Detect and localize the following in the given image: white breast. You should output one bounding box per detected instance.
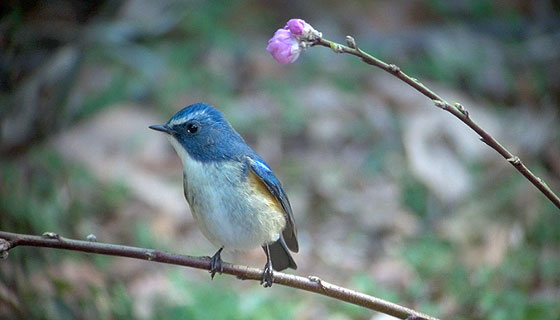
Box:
[167,137,285,250]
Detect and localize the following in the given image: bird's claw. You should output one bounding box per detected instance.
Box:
[209,248,224,279]
[260,260,274,288]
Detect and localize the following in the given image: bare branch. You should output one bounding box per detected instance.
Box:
[312,37,560,211]
[0,230,438,320]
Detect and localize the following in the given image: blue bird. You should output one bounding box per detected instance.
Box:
[149,103,298,287]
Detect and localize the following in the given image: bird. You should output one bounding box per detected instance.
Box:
[149,102,298,287]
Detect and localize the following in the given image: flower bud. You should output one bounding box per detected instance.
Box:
[285,19,312,36]
[266,28,301,64]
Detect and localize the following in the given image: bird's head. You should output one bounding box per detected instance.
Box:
[150,103,247,162]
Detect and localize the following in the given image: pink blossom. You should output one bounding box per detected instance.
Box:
[285,19,311,36]
[266,28,301,64]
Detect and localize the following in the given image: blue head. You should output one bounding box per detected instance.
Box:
[149,103,251,162]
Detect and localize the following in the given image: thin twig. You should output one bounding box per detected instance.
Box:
[0,231,439,320]
[312,37,560,211]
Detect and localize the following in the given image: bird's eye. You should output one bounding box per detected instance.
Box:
[186,123,199,134]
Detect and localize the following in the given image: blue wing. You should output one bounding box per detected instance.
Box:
[247,156,298,252]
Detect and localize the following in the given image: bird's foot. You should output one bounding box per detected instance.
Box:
[260,259,274,288]
[209,247,224,279]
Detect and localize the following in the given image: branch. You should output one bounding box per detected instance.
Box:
[0,230,438,320]
[312,36,560,211]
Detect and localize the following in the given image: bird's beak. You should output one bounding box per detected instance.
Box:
[149,124,171,134]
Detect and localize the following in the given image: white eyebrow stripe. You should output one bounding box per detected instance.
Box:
[168,118,185,126]
[168,110,206,126]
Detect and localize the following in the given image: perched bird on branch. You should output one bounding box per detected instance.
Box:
[150,103,298,287]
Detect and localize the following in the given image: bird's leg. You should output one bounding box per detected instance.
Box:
[260,244,274,287]
[210,247,224,279]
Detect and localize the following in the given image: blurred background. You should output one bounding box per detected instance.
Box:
[1,0,559,319]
